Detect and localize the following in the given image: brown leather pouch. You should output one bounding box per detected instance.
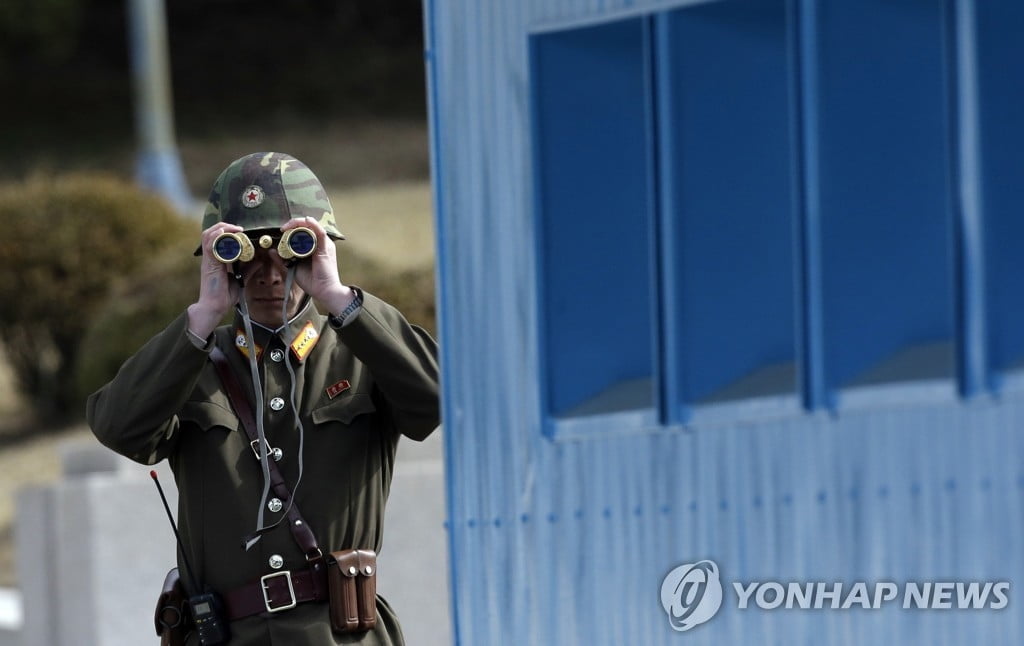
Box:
[154,568,189,646]
[326,549,377,633]
[355,549,377,629]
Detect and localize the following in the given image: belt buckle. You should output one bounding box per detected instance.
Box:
[260,570,297,613]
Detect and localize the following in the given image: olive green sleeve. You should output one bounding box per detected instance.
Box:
[86,310,211,464]
[334,291,441,441]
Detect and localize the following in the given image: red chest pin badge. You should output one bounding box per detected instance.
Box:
[326,380,351,399]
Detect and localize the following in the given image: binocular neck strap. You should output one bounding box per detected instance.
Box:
[210,346,321,559]
[237,265,310,551]
[236,292,275,551]
[274,266,310,535]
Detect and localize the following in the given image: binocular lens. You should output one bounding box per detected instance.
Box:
[279,227,317,260]
[211,232,255,264]
[287,230,315,257]
[213,234,243,263]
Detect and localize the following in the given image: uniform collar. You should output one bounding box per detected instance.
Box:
[232,296,323,362]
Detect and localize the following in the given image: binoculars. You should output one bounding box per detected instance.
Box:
[211,227,316,264]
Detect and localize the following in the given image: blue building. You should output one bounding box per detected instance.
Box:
[424,0,1024,643]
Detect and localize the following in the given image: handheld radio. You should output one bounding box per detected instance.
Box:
[151,471,231,645]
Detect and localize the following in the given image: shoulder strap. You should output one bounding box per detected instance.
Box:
[209,345,323,560]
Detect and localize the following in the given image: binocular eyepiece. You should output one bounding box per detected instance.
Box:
[211,228,317,264]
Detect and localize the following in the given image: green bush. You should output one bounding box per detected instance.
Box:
[0,173,193,422]
[339,249,436,337]
[75,241,436,410]
[74,247,201,406]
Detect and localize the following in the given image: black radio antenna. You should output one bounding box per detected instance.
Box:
[150,470,200,593]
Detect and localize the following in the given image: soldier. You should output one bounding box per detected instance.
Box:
[87,152,440,645]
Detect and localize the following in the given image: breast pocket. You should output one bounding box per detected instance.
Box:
[178,400,242,434]
[311,394,377,427]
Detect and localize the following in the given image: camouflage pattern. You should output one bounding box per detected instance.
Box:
[199,152,344,249]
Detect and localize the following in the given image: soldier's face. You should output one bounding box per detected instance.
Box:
[240,248,306,326]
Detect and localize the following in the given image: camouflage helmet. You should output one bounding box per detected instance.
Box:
[195,152,344,254]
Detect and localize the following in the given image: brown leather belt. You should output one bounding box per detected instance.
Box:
[223,562,329,621]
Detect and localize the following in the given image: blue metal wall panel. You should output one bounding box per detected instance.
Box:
[976,2,1024,378]
[440,395,1024,645]
[812,0,956,396]
[656,0,798,411]
[424,0,1024,643]
[532,18,657,417]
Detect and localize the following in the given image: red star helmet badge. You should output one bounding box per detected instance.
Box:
[241,185,265,208]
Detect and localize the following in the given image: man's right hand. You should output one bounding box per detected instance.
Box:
[186,223,243,340]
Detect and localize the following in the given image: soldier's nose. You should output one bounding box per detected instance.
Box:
[251,254,285,285]
[256,266,284,285]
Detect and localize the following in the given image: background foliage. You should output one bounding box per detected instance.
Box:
[0,173,192,421]
[0,0,426,181]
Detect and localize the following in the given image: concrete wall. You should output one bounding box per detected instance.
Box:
[16,440,177,646]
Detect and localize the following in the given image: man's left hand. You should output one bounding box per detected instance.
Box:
[280,218,357,315]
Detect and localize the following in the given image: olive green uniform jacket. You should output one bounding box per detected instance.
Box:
[87,292,440,645]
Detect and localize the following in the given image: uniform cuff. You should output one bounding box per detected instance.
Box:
[185,326,213,350]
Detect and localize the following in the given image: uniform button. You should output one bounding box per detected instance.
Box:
[269,349,285,363]
[268,498,283,513]
[269,397,285,411]
[271,447,284,462]
[269,555,284,570]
